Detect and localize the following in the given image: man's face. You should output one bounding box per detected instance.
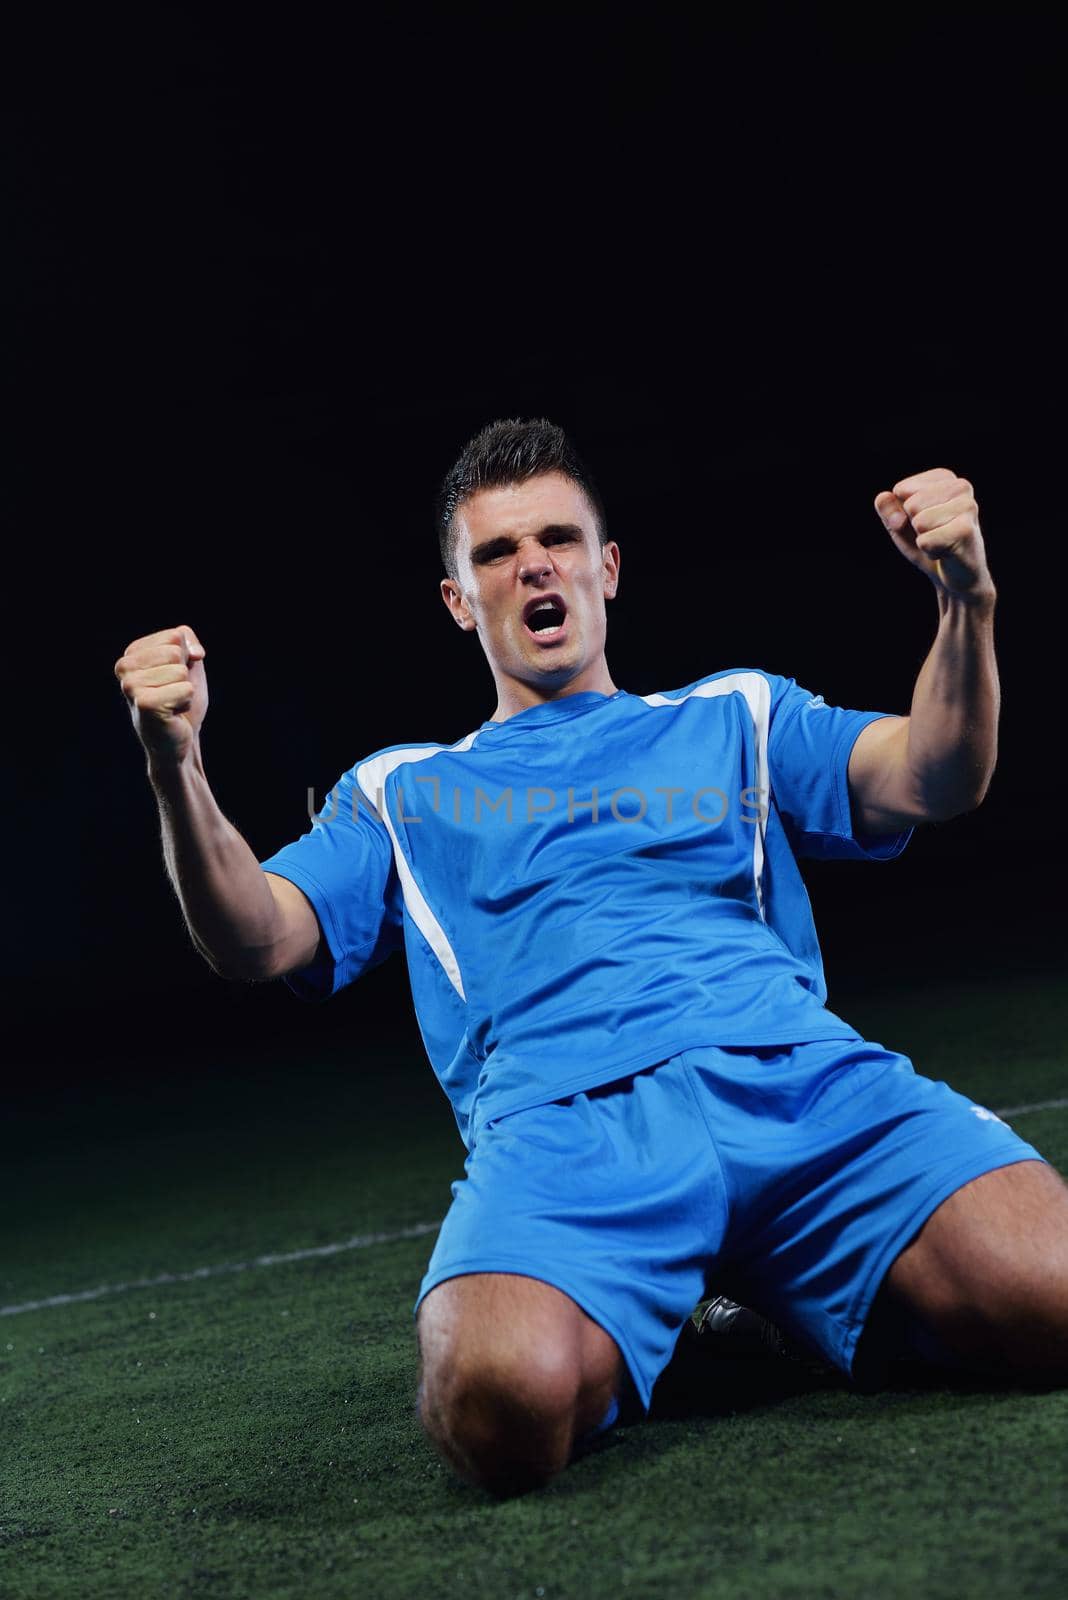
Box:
[440,472,620,707]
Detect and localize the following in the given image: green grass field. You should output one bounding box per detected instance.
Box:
[3,972,1067,1599]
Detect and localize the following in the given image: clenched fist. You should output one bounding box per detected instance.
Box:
[874,468,995,606]
[114,626,208,763]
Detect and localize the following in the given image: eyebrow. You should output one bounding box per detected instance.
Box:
[469,523,586,562]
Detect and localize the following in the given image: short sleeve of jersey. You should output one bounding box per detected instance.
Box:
[767,675,914,862]
[258,766,403,1000]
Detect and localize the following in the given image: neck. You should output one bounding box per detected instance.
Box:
[490,658,619,723]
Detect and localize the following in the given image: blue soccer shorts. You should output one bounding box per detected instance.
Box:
[414,1038,1045,1411]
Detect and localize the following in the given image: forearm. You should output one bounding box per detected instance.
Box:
[904,589,1000,819]
[148,742,281,979]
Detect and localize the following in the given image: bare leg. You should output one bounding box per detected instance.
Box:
[417,1272,624,1496]
[878,1159,1068,1378]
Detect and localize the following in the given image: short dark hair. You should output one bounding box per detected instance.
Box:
[436,417,607,578]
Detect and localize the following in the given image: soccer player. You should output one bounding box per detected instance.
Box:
[115,420,1068,1498]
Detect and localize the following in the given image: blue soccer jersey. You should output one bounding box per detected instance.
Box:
[259,670,912,1146]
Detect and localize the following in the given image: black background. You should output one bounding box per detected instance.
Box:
[9,4,1065,1085]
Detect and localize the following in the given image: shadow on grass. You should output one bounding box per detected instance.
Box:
[648,1336,843,1422]
[646,1334,1058,1425]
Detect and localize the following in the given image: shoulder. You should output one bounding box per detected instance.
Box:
[643,667,785,705]
[639,670,824,743]
[351,727,483,791]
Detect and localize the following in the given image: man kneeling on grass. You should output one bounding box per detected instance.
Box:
[116,419,1068,1497]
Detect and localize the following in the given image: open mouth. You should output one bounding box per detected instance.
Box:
[523,594,568,641]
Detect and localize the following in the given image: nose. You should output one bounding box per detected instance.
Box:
[517,540,552,583]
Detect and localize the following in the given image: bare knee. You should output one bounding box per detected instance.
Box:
[421,1340,583,1494]
[417,1275,620,1496]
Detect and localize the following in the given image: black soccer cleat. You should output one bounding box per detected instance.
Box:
[687,1294,836,1379]
[687,1293,793,1358]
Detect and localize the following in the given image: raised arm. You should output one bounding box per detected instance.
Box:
[847,468,999,835]
[114,625,321,980]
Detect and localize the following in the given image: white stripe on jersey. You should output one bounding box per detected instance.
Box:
[357,731,480,1000]
[640,673,770,920]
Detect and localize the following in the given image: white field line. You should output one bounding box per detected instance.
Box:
[0,1220,442,1318]
[992,1096,1068,1118]
[3,1097,1066,1322]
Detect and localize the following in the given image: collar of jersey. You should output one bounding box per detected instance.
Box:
[479,689,626,734]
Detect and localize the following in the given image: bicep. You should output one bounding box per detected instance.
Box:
[263,872,324,978]
[847,715,928,834]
